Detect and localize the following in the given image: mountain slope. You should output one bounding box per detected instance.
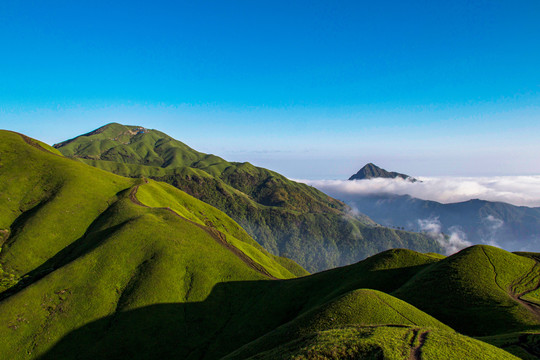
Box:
[393,245,540,336]
[53,123,442,272]
[34,245,537,360]
[0,130,300,358]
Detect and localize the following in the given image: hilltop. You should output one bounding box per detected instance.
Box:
[53,123,441,271]
[349,162,418,182]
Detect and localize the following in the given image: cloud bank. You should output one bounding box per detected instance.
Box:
[297,176,540,207]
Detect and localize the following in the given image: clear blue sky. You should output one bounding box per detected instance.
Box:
[1,0,539,178]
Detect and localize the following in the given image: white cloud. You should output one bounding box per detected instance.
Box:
[418,218,472,255]
[296,176,540,207]
[480,215,505,247]
[483,215,504,230]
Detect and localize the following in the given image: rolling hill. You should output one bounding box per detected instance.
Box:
[52,123,442,272]
[2,130,539,359]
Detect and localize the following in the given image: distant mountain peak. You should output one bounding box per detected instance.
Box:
[349,163,417,182]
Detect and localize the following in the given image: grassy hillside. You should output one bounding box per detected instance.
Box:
[230,326,519,360]
[0,130,298,358]
[54,123,442,272]
[31,247,454,359]
[35,244,538,359]
[393,245,540,336]
[1,130,537,359]
[223,289,452,359]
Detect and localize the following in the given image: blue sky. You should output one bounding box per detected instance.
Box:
[1,0,539,178]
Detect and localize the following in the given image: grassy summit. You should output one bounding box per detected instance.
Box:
[54,123,442,272]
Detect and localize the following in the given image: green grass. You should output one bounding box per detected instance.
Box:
[229,326,519,360]
[223,289,451,359]
[0,131,134,277]
[393,245,540,336]
[0,130,296,358]
[480,331,540,359]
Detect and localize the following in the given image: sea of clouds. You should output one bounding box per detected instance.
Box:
[297,176,540,207]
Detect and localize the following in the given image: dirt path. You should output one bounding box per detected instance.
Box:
[0,229,9,246]
[129,183,277,280]
[409,329,428,360]
[372,292,418,326]
[482,247,506,293]
[483,248,540,321]
[511,262,540,321]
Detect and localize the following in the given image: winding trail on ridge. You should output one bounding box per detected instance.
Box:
[483,248,540,320]
[129,182,277,280]
[511,262,540,321]
[408,329,428,360]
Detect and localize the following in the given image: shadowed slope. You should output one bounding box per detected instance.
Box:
[35,246,531,360]
[36,249,449,360]
[223,289,451,359]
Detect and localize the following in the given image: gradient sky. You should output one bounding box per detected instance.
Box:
[1,1,539,179]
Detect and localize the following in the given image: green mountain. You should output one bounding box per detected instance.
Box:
[53,123,440,272]
[0,130,302,358]
[2,130,539,359]
[349,162,418,182]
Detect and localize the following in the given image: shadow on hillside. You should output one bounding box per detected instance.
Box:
[0,194,132,301]
[35,263,540,360]
[35,262,436,360]
[36,280,289,360]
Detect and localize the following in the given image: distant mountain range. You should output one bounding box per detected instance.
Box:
[336,164,540,252]
[52,124,440,271]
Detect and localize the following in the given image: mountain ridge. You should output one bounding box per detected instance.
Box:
[53,123,442,272]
